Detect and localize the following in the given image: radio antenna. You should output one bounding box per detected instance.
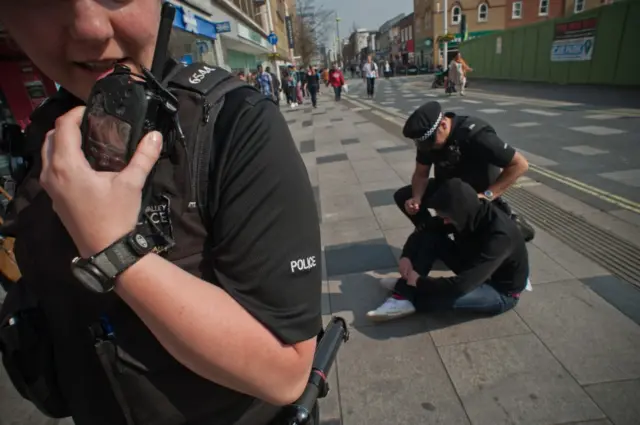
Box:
[150,3,176,79]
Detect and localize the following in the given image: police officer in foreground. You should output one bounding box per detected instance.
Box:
[0,1,321,425]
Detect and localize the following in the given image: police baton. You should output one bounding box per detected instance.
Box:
[277,316,349,425]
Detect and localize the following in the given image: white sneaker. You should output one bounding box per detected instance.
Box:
[366,297,416,322]
[379,277,398,291]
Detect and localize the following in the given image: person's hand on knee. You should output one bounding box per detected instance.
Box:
[399,257,413,279]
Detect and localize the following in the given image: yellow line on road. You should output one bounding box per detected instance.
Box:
[343,94,640,215]
[527,164,640,214]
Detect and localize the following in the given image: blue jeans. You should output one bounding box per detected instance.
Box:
[333,86,342,101]
[422,283,518,314]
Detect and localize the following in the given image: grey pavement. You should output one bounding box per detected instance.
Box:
[343,77,640,213]
[284,93,640,425]
[2,91,640,425]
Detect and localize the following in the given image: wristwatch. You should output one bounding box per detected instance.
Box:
[483,190,494,201]
[71,231,155,294]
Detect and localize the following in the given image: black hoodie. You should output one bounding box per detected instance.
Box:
[414,178,529,297]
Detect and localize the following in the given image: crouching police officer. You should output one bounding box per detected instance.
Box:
[0,1,321,425]
[395,101,533,240]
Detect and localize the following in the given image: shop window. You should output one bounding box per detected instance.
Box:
[574,0,585,13]
[512,1,523,19]
[539,0,549,15]
[478,3,489,22]
[451,6,462,25]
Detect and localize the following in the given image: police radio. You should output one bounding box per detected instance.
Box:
[80,3,182,172]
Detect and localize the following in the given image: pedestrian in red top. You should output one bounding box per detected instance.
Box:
[328,63,346,102]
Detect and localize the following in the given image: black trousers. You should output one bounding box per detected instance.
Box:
[309,85,318,107]
[366,77,376,96]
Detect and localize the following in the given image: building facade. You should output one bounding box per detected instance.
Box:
[345,29,372,65]
[377,14,406,62]
[398,13,415,64]
[505,0,564,28]
[415,0,506,68]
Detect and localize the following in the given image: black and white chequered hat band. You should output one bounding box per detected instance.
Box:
[414,112,443,143]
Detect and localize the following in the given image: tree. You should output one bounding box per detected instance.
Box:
[293,0,333,66]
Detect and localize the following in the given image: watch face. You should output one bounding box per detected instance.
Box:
[71,258,111,294]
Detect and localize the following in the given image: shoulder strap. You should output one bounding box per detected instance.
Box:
[455,116,490,141]
[166,62,258,227]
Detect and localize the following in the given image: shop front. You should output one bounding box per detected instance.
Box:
[167,2,219,66]
[0,28,57,130]
[209,8,272,74]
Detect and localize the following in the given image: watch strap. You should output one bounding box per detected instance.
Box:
[91,232,154,280]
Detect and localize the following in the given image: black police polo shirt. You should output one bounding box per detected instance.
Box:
[6,86,322,425]
[416,113,516,194]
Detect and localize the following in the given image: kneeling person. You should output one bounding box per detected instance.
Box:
[368,178,529,320]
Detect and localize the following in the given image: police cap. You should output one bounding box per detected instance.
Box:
[402,101,444,149]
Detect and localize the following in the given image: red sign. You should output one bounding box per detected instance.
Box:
[406,39,414,53]
[555,18,598,40]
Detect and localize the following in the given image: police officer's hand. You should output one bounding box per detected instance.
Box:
[398,257,413,279]
[404,197,421,215]
[40,106,163,258]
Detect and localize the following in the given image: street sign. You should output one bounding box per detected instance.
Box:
[214,21,231,33]
[267,32,278,46]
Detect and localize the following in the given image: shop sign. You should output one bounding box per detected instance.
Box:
[237,23,269,49]
[285,16,295,49]
[550,18,597,62]
[440,30,494,49]
[214,21,231,33]
[268,32,278,46]
[182,8,199,34]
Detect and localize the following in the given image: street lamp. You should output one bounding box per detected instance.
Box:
[443,0,449,67]
[336,13,341,67]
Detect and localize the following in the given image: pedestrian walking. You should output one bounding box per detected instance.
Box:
[257,64,273,99]
[329,63,345,101]
[448,53,472,96]
[362,55,379,98]
[305,65,320,108]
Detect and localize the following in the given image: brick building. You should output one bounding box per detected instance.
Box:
[414,0,506,68]
[504,0,614,29]
[398,13,416,64]
[564,0,615,15]
[505,0,564,28]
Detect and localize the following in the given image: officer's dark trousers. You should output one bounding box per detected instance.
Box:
[391,230,519,315]
[393,179,513,227]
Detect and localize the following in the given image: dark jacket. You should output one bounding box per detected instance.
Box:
[409,178,529,297]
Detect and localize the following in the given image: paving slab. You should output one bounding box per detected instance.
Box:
[526,243,574,284]
[584,379,640,425]
[336,323,470,425]
[515,280,640,385]
[438,333,605,425]
[531,227,610,279]
[320,216,384,247]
